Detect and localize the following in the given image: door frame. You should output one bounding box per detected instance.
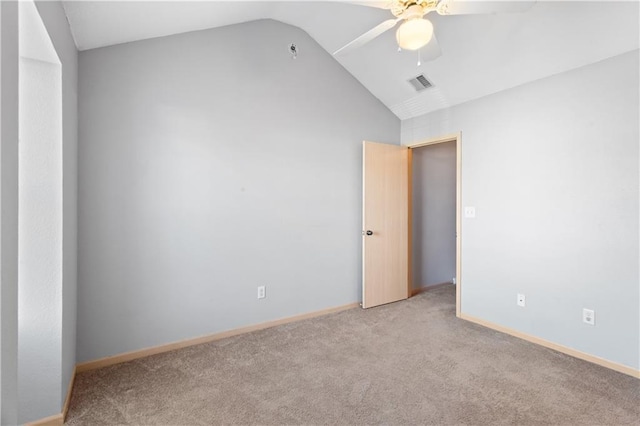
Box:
[406,132,462,317]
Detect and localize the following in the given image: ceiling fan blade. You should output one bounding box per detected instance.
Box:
[437,0,536,15]
[334,18,401,56]
[344,1,394,9]
[420,33,442,62]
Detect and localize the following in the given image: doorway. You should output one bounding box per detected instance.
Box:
[361,134,461,315]
[408,134,461,316]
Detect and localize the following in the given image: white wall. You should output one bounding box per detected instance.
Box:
[18,55,63,424]
[412,141,456,288]
[0,1,77,422]
[402,50,639,369]
[34,0,78,409]
[77,19,400,363]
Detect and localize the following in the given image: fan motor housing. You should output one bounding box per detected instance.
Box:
[391,0,439,17]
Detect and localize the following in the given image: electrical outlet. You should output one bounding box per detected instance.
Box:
[257,285,266,300]
[583,308,595,325]
[464,206,476,218]
[517,293,525,307]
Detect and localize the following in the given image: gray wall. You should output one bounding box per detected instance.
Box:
[412,141,456,289]
[1,2,20,423]
[402,50,639,369]
[0,1,77,423]
[77,19,400,362]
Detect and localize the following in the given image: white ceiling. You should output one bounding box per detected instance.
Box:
[20,0,61,63]
[61,1,640,120]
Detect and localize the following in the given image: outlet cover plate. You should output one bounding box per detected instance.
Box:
[583,308,595,325]
[464,206,476,218]
[517,294,525,307]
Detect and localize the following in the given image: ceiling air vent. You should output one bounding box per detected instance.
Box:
[408,74,433,92]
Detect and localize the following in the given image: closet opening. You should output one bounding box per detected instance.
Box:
[407,134,461,316]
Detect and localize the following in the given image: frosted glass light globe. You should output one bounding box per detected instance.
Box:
[396,18,434,51]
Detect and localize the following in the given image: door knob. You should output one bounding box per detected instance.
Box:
[365,230,373,236]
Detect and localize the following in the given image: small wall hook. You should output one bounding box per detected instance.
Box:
[289,43,298,59]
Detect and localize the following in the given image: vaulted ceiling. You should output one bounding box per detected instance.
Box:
[62,1,640,120]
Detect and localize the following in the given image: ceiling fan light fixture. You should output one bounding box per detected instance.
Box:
[396,18,434,51]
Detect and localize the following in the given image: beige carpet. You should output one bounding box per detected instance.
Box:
[66,285,639,425]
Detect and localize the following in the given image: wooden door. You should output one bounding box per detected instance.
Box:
[362,141,409,308]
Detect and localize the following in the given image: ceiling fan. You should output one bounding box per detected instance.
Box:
[334,0,535,60]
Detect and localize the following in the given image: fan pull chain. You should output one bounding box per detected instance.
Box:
[417,49,422,67]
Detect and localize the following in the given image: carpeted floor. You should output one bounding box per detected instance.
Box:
[66,285,639,425]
